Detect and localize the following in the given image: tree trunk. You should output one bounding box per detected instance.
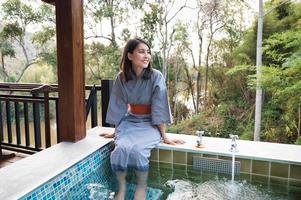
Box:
[298,98,301,138]
[173,56,179,124]
[109,15,116,47]
[162,19,168,80]
[184,65,196,112]
[196,3,204,113]
[204,34,213,109]
[108,0,117,47]
[187,48,197,113]
[196,35,203,113]
[1,54,8,81]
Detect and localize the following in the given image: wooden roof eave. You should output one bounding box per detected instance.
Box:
[41,0,55,6]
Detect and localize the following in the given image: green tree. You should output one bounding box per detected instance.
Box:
[140,0,188,81]
[85,42,121,84]
[84,0,142,47]
[1,0,40,81]
[31,5,57,78]
[167,48,190,123]
[0,0,55,82]
[228,0,301,143]
[172,22,198,113]
[0,35,15,80]
[263,30,301,67]
[140,3,160,48]
[259,47,301,143]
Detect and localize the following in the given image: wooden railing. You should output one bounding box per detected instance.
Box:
[0,80,113,155]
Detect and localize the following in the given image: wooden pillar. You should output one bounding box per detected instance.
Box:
[55,0,85,141]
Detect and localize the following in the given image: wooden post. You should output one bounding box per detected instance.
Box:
[44,92,51,147]
[31,85,57,147]
[55,0,86,142]
[0,101,15,160]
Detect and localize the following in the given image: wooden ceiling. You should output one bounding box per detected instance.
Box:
[41,0,55,6]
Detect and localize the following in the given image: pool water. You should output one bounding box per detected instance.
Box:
[65,158,163,200]
[147,162,301,200]
[68,159,301,200]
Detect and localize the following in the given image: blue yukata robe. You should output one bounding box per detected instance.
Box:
[106,69,172,172]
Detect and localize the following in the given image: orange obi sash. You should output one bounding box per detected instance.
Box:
[128,104,151,114]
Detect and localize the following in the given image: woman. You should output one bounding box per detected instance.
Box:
[100,38,184,200]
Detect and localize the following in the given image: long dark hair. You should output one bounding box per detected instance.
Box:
[120,38,152,82]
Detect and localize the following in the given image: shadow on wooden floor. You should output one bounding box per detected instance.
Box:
[0,150,28,169]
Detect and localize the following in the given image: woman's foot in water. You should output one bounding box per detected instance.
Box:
[134,186,146,200]
[115,171,127,200]
[114,189,126,200]
[134,171,148,200]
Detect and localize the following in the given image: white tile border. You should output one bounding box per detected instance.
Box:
[159,133,301,165]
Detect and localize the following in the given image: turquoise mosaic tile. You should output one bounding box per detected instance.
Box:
[19,142,163,200]
[125,183,162,200]
[19,143,114,200]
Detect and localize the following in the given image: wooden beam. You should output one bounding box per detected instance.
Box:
[41,0,55,6]
[56,0,85,142]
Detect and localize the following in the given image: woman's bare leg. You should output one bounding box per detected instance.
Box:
[115,171,127,200]
[134,170,148,200]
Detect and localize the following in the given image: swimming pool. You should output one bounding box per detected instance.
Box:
[1,127,300,199]
[19,142,301,200]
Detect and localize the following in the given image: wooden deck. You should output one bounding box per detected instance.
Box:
[0,150,28,169]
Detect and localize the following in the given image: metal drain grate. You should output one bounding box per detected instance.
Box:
[193,156,240,175]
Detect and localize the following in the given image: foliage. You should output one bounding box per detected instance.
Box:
[140,3,161,48]
[84,0,139,47]
[296,137,301,145]
[170,0,301,144]
[119,28,131,43]
[0,0,55,82]
[20,64,56,83]
[2,0,41,28]
[32,26,55,46]
[0,36,15,79]
[259,49,301,143]
[1,0,301,145]
[151,52,163,72]
[168,108,226,137]
[1,23,23,39]
[85,42,121,84]
[233,30,257,65]
[263,30,301,66]
[0,38,15,57]
[38,48,57,75]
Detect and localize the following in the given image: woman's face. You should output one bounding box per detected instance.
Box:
[128,43,151,70]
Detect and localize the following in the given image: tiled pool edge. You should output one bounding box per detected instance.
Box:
[150,151,301,186]
[150,134,301,187]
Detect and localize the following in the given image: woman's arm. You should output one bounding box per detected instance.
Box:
[157,124,185,145]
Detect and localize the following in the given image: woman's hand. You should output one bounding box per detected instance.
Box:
[157,124,185,145]
[163,137,185,145]
[99,131,115,138]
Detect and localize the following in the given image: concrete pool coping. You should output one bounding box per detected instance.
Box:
[158,132,301,165]
[0,126,300,199]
